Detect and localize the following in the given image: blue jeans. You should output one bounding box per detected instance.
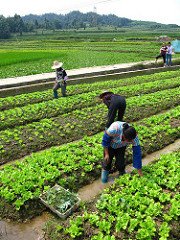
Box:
[53,82,67,98]
[166,54,172,66]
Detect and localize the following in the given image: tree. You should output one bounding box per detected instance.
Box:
[0,15,10,39]
[14,14,25,35]
[21,11,179,31]
[7,14,25,35]
[24,22,34,32]
[34,20,39,29]
[53,20,62,29]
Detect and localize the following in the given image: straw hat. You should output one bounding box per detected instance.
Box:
[51,61,63,69]
[99,91,113,99]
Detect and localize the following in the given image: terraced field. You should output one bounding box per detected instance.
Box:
[0,68,179,239]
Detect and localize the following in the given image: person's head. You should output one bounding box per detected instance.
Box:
[123,123,137,141]
[51,61,63,70]
[168,42,171,46]
[99,91,113,100]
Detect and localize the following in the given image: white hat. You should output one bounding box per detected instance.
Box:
[51,61,63,69]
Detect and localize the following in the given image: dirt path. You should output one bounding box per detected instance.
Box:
[0,61,153,87]
[0,139,179,240]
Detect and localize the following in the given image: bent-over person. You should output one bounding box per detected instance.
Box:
[99,91,126,128]
[101,121,143,183]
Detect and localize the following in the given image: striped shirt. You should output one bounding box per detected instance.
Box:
[106,121,140,149]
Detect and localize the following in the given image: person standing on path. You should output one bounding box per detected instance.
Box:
[166,42,174,66]
[52,61,68,98]
[101,121,143,183]
[155,43,167,66]
[99,91,126,129]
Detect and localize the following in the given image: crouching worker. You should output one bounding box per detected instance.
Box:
[101,121,143,183]
[52,61,68,98]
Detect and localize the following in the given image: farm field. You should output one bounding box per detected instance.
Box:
[0,42,158,79]
[0,29,180,239]
[46,150,180,240]
[0,29,180,79]
[0,63,179,240]
[0,71,180,163]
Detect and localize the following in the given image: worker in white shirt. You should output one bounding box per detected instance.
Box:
[166,42,174,66]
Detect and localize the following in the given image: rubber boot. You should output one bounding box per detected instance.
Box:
[53,90,58,99]
[101,170,109,183]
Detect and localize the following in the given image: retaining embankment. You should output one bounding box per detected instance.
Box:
[0,61,179,97]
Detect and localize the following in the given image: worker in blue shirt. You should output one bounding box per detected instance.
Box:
[101,121,143,183]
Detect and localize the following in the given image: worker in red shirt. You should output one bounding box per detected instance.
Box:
[155,43,167,66]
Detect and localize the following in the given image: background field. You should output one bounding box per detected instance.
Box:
[0,28,180,79]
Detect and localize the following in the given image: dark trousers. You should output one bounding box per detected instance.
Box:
[102,146,126,173]
[117,106,126,121]
[53,82,66,98]
[106,99,126,128]
[156,53,166,64]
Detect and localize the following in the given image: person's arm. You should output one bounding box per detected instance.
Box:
[102,132,111,148]
[62,69,67,79]
[102,123,118,162]
[104,147,109,162]
[132,136,143,176]
[102,131,112,163]
[132,145,143,176]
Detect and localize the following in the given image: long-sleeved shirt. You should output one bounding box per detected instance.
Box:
[102,121,142,169]
[103,94,126,128]
[56,68,68,84]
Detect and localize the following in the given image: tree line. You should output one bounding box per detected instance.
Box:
[0,11,179,39]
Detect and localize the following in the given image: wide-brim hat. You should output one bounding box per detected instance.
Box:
[99,91,113,99]
[51,61,63,69]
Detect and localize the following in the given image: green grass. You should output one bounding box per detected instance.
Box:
[0,48,155,78]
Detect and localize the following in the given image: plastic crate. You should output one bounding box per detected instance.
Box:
[40,184,81,219]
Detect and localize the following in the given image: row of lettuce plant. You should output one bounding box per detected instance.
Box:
[0,106,179,218]
[59,151,180,240]
[0,87,179,164]
[0,77,179,130]
[0,69,179,111]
